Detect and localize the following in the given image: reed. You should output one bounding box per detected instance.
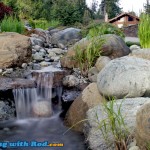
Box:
[97,98,130,150]
[138,14,150,48]
[73,37,104,76]
[0,16,25,34]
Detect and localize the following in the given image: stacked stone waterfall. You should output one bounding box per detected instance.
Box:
[13,72,54,119]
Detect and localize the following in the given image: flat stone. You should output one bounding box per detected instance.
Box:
[0,77,36,90]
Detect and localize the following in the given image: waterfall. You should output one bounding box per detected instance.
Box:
[13,72,54,119]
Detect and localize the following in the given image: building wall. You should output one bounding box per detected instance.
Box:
[122,24,138,37]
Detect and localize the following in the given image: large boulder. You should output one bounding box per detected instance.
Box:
[136,102,150,149]
[65,83,105,132]
[0,32,32,68]
[129,49,150,60]
[101,34,130,59]
[84,98,150,150]
[51,28,82,48]
[97,56,150,99]
[60,34,130,68]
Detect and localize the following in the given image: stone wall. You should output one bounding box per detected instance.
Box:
[122,24,138,37]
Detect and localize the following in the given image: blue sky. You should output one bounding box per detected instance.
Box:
[86,0,146,16]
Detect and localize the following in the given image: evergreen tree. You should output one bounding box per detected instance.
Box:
[1,0,90,25]
[144,0,150,14]
[91,0,98,13]
[99,0,122,19]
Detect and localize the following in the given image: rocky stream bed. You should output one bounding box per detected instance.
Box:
[0,27,150,150]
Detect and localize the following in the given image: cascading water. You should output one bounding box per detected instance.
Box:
[13,72,54,119]
[13,88,38,119]
[0,70,86,150]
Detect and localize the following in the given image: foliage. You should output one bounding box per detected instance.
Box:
[96,98,130,150]
[29,19,61,30]
[91,0,98,13]
[0,15,24,33]
[144,0,150,14]
[0,2,12,20]
[81,22,124,38]
[99,0,122,19]
[2,0,89,25]
[51,0,86,25]
[73,37,104,76]
[138,13,150,48]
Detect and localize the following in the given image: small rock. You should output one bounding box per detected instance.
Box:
[50,48,65,55]
[0,69,3,74]
[30,37,44,47]
[63,75,79,87]
[32,63,41,70]
[51,56,60,62]
[39,48,46,54]
[44,58,51,62]
[22,63,27,69]
[43,43,49,48]
[88,67,99,82]
[130,45,140,52]
[32,101,53,117]
[95,56,111,72]
[3,128,10,132]
[32,52,44,61]
[48,51,57,57]
[34,45,41,51]
[32,49,36,54]
[128,138,137,149]
[28,62,33,66]
[5,68,13,74]
[40,61,51,67]
[129,146,140,150]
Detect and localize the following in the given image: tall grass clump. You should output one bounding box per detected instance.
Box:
[96,98,131,150]
[138,13,150,48]
[1,16,24,34]
[73,26,105,76]
[74,37,104,76]
[29,19,61,30]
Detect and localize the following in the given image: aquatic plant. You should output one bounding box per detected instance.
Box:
[138,13,150,48]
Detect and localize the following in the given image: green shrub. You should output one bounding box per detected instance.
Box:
[0,15,25,34]
[29,19,61,30]
[81,22,125,38]
[138,13,150,48]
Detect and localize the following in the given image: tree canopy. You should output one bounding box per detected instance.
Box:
[1,0,90,25]
[99,0,122,19]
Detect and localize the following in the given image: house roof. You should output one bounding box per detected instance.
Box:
[108,12,140,23]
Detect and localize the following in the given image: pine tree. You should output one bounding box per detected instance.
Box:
[99,0,122,19]
[144,0,150,14]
